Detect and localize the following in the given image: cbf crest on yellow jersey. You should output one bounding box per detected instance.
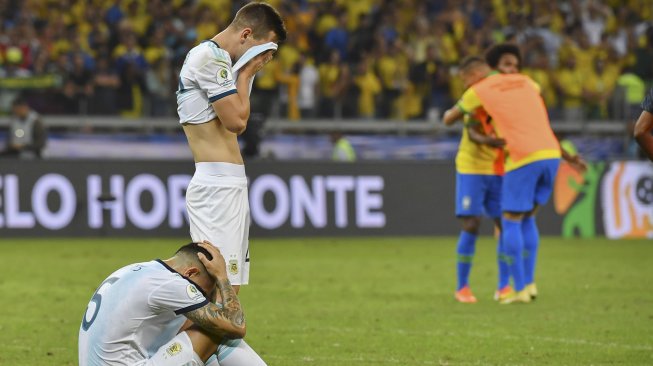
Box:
[455,108,504,175]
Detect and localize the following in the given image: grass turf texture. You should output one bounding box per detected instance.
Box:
[1,237,652,365]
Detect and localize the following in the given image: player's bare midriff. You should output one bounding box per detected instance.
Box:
[183,118,244,164]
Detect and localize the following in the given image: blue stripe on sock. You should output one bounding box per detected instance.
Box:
[217,338,243,362]
[205,354,219,366]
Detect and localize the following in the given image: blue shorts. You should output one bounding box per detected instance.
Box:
[501,158,561,213]
[455,173,503,218]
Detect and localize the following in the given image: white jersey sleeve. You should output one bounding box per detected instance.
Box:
[177,40,237,124]
[149,275,209,315]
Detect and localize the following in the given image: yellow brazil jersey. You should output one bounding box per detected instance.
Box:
[254,59,279,90]
[354,70,382,118]
[196,22,219,43]
[457,73,560,172]
[523,68,556,107]
[555,67,584,108]
[376,55,398,89]
[277,44,301,71]
[571,46,598,78]
[455,110,503,176]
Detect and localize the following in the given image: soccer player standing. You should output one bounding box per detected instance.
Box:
[177,2,286,364]
[486,44,585,301]
[444,59,585,304]
[445,57,506,303]
[445,44,523,304]
[484,43,531,301]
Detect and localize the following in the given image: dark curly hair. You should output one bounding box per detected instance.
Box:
[485,43,521,69]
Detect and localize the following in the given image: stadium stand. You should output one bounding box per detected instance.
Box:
[0,0,651,120]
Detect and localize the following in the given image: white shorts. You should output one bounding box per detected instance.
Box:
[134,332,204,366]
[186,162,250,285]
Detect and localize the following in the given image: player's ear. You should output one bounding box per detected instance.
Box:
[184,266,200,278]
[241,28,252,43]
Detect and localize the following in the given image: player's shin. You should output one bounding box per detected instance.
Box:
[522,216,539,286]
[497,235,510,290]
[456,231,477,291]
[185,326,220,363]
[502,218,526,292]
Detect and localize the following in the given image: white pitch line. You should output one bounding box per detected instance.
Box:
[264,354,450,365]
[277,325,653,352]
[264,354,530,366]
[469,332,653,352]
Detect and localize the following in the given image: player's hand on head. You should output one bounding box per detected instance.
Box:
[197,241,228,279]
[240,50,274,77]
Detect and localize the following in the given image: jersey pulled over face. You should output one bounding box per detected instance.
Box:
[78,260,208,366]
[177,40,238,125]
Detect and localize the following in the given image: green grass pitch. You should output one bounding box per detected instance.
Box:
[1,237,652,365]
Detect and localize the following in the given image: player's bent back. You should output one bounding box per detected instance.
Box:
[78,261,209,365]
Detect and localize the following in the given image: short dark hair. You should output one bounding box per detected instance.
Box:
[231,2,287,43]
[485,43,521,69]
[176,242,213,261]
[459,56,486,72]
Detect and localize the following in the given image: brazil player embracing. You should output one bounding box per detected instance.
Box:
[444,57,586,304]
[445,56,509,303]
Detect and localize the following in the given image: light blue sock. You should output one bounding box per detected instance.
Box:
[215,338,267,366]
[502,217,526,292]
[456,231,477,291]
[497,235,510,290]
[522,216,539,285]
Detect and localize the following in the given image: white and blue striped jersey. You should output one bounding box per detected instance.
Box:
[78,260,208,366]
[176,40,237,125]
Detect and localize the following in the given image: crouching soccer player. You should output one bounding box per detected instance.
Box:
[79,242,246,365]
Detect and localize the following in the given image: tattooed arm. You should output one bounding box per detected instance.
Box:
[215,276,245,329]
[184,241,246,339]
[184,278,246,339]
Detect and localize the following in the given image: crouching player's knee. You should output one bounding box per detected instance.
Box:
[185,326,221,363]
[185,326,267,366]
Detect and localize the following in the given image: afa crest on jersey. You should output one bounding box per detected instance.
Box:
[228,259,239,275]
[166,342,182,357]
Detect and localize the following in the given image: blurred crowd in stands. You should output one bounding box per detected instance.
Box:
[0,0,652,122]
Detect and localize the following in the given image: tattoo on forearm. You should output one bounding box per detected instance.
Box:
[217,277,245,326]
[185,278,244,337]
[185,303,229,338]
